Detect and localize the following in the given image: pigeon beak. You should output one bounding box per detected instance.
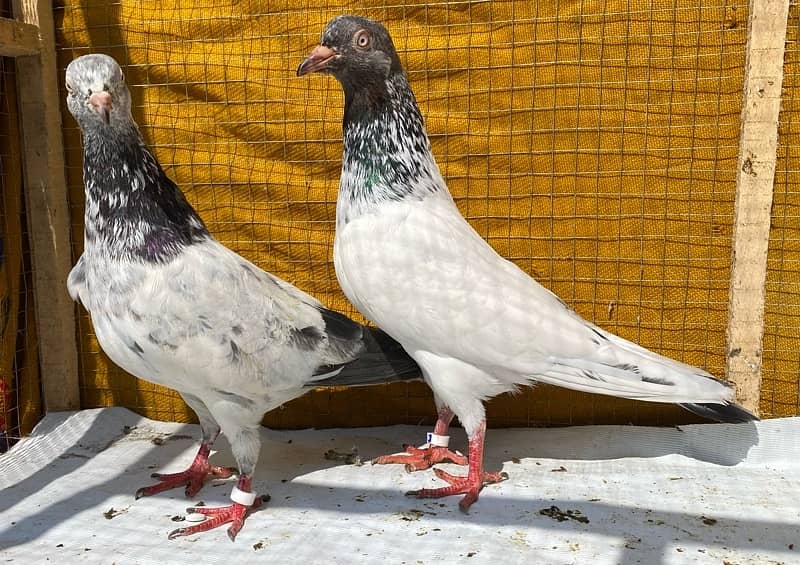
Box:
[89,91,112,124]
[297,45,337,76]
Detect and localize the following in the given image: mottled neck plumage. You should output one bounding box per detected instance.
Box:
[82,123,209,263]
[338,72,447,224]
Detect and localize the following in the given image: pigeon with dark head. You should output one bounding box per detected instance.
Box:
[298,16,757,512]
[65,53,420,540]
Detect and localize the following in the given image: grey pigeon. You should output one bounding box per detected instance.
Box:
[65,53,420,540]
[298,15,757,512]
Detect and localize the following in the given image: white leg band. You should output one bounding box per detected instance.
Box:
[230,486,257,506]
[426,433,450,448]
[185,512,206,523]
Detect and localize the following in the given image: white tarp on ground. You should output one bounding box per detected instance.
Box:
[0,407,798,564]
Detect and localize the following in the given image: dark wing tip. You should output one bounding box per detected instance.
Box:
[317,306,363,343]
[680,402,759,423]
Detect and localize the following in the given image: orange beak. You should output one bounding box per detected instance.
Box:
[89,91,112,124]
[297,45,337,76]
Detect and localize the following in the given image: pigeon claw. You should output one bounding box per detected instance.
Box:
[136,444,234,499]
[168,497,264,541]
[136,464,234,499]
[372,444,468,471]
[408,467,508,512]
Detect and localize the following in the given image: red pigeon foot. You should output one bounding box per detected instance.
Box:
[373,444,467,471]
[409,467,508,512]
[168,477,264,542]
[405,421,507,511]
[136,442,233,499]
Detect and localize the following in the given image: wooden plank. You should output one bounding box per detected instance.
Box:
[725,0,791,414]
[13,0,80,411]
[0,17,38,56]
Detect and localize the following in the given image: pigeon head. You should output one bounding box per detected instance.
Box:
[65,54,132,130]
[297,15,402,91]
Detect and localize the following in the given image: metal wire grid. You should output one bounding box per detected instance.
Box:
[0,56,40,450]
[762,2,800,418]
[55,1,748,427]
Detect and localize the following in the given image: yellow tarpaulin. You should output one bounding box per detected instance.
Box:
[52,1,795,427]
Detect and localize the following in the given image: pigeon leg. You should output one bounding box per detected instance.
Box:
[372,406,467,470]
[136,442,233,499]
[168,475,263,542]
[407,419,507,511]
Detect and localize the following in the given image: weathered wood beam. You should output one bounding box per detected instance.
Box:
[726,0,791,414]
[13,0,80,411]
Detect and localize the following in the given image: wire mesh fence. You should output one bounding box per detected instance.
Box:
[763,1,800,418]
[0,55,41,449]
[49,0,795,428]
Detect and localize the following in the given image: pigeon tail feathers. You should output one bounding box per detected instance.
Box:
[679,402,758,423]
[311,326,420,387]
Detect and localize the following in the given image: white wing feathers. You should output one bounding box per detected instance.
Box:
[338,191,735,407]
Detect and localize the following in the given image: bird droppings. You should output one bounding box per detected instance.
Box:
[511,457,521,464]
[122,425,136,434]
[252,541,265,551]
[701,516,718,526]
[466,552,477,558]
[539,506,590,524]
[551,466,568,472]
[102,507,128,520]
[742,157,756,176]
[398,509,436,521]
[323,447,363,466]
[150,437,165,446]
[58,452,90,460]
[170,515,185,522]
[624,537,642,549]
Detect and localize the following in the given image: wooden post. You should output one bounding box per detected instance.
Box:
[726,0,790,414]
[12,0,80,411]
[0,17,38,56]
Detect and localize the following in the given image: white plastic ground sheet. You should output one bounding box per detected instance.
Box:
[0,408,798,564]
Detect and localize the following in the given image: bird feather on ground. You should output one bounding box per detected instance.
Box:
[65,53,420,541]
[298,15,758,512]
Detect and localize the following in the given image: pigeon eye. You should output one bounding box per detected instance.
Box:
[354,30,370,49]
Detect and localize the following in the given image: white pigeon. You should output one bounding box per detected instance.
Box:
[65,53,420,540]
[298,15,757,511]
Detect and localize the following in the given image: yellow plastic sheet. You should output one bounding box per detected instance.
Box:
[54,1,781,426]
